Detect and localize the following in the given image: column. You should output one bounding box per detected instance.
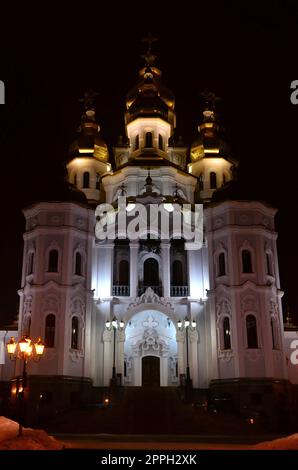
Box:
[103,328,113,386]
[116,329,126,382]
[189,329,199,387]
[130,242,139,297]
[161,241,171,297]
[176,329,185,379]
[98,242,114,298]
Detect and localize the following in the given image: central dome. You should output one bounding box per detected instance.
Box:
[125,66,175,126]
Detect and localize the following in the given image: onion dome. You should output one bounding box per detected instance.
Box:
[190,92,230,162]
[125,65,175,127]
[69,90,108,162]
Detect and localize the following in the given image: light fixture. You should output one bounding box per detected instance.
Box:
[191,320,197,328]
[119,320,125,328]
[112,317,118,328]
[177,320,182,329]
[184,318,190,328]
[105,321,111,329]
[7,337,17,356]
[35,338,45,356]
[19,336,30,354]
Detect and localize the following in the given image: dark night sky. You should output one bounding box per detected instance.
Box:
[0,1,298,326]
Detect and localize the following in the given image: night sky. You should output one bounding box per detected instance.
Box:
[0,1,298,326]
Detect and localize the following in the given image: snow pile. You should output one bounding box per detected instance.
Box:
[0,416,63,450]
[253,434,298,450]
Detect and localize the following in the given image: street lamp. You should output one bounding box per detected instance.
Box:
[177,317,196,385]
[7,336,45,436]
[105,317,124,385]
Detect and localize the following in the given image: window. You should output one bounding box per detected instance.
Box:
[74,173,77,186]
[45,314,55,348]
[71,316,79,350]
[223,317,231,349]
[83,171,90,188]
[75,252,82,276]
[134,134,139,150]
[266,253,273,276]
[218,252,226,277]
[144,258,159,286]
[246,314,258,348]
[23,316,31,337]
[158,134,164,150]
[48,249,58,272]
[96,173,100,190]
[210,172,217,189]
[119,259,129,285]
[145,132,153,148]
[222,173,226,185]
[242,250,253,273]
[172,260,184,285]
[28,252,34,275]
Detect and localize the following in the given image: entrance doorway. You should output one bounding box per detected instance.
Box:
[142,356,160,387]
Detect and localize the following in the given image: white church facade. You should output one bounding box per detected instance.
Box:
[1,51,298,424]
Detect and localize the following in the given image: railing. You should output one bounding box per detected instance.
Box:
[170,286,189,297]
[112,285,130,297]
[138,285,163,296]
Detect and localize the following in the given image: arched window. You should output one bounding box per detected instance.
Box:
[134,134,139,150]
[222,173,226,185]
[144,258,159,286]
[83,171,90,188]
[172,260,183,285]
[223,316,231,349]
[271,318,279,350]
[218,252,226,277]
[119,259,129,285]
[246,314,258,348]
[266,253,273,276]
[210,172,217,189]
[96,173,100,190]
[158,134,164,150]
[242,250,253,273]
[75,252,82,276]
[28,252,34,275]
[45,314,55,348]
[74,173,77,186]
[48,249,58,272]
[145,132,153,148]
[71,316,79,350]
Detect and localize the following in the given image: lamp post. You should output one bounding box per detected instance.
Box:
[7,336,45,437]
[177,317,196,396]
[105,317,124,385]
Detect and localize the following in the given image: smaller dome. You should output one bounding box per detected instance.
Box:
[29,175,88,206]
[190,109,230,161]
[69,110,108,162]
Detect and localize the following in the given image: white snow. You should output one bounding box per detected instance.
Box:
[253,433,298,450]
[0,416,63,450]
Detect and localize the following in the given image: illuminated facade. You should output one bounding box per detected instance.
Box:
[1,51,297,422]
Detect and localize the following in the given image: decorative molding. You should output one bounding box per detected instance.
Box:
[128,287,174,312]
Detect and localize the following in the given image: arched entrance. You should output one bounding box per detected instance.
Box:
[124,310,178,387]
[142,356,160,387]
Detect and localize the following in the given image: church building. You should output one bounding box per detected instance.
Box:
[1,44,297,426]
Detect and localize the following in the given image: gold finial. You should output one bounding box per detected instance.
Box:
[141,32,158,66]
[200,89,221,111]
[79,89,99,111]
